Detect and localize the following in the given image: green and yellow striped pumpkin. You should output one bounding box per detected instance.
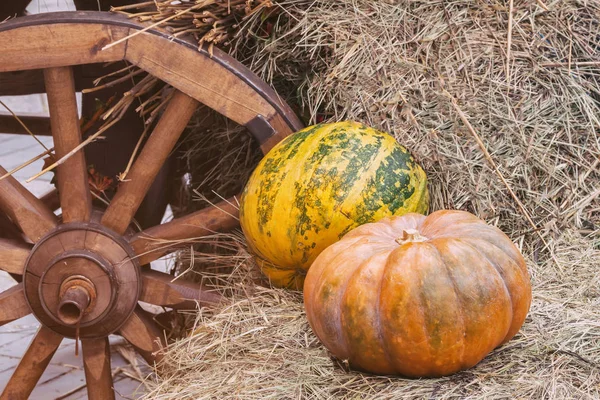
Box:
[240,121,429,290]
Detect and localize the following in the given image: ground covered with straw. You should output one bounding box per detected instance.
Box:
[131,0,600,398]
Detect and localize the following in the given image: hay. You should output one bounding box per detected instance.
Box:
[174,109,261,215]
[140,230,599,399]
[238,0,600,234]
[131,0,600,398]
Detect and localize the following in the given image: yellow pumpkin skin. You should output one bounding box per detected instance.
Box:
[240,121,429,289]
[303,210,532,377]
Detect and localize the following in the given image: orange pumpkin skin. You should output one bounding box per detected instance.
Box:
[303,210,532,377]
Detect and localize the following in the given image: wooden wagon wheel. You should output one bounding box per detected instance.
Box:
[0,11,302,399]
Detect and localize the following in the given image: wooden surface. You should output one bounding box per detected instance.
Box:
[40,188,60,211]
[0,11,301,143]
[130,198,240,265]
[126,34,278,131]
[82,337,116,400]
[0,114,52,136]
[118,307,165,366]
[0,69,45,96]
[0,239,30,275]
[23,226,141,339]
[0,67,92,97]
[140,269,222,309]
[0,308,146,399]
[0,23,129,72]
[44,66,92,223]
[0,210,24,242]
[101,91,198,235]
[0,284,30,327]
[0,165,57,242]
[0,326,63,400]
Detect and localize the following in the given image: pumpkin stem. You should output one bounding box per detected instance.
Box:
[395,229,428,245]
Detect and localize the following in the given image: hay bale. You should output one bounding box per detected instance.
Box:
[131,0,600,398]
[239,0,600,236]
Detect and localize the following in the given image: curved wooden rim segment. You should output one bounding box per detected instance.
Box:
[0,11,303,153]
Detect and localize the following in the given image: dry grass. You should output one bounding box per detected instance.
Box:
[133,0,600,398]
[174,109,261,215]
[140,231,599,399]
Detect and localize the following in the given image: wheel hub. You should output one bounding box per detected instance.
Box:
[23,223,140,338]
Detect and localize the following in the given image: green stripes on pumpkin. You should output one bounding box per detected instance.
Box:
[240,121,429,290]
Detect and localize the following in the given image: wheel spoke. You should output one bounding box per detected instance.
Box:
[0,165,57,242]
[44,66,92,223]
[0,211,22,240]
[101,91,198,234]
[0,326,62,399]
[0,283,30,326]
[118,306,165,365]
[82,337,115,400]
[140,270,222,309]
[0,238,30,275]
[129,198,239,265]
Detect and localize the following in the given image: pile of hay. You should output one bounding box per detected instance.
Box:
[143,231,600,399]
[136,0,600,398]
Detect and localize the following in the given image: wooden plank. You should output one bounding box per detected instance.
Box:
[40,188,60,212]
[0,68,99,97]
[101,91,198,235]
[0,23,129,72]
[0,211,22,242]
[129,198,240,265]
[0,114,52,136]
[44,66,92,223]
[0,70,45,96]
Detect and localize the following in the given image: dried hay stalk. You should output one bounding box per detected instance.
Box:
[112,0,275,51]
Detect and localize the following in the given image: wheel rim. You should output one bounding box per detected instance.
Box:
[0,11,303,399]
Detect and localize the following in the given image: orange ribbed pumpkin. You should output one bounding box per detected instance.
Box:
[303,210,532,377]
